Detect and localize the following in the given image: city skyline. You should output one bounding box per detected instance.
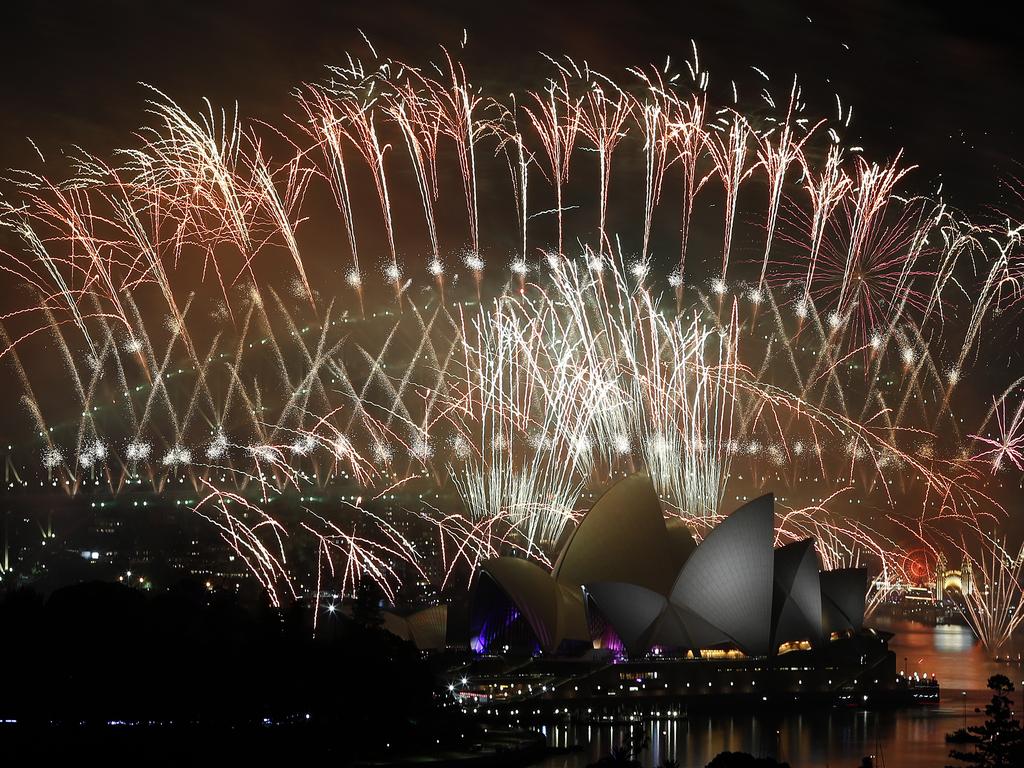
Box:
[1,5,1023,766]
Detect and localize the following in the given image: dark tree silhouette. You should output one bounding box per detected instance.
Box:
[352,579,384,628]
[705,752,790,768]
[0,580,475,763]
[948,674,1024,768]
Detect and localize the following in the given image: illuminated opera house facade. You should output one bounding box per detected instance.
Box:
[396,474,927,710]
[469,474,868,660]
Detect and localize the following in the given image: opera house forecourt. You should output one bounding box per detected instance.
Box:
[381,474,939,717]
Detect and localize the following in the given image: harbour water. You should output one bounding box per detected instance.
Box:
[535,619,1024,768]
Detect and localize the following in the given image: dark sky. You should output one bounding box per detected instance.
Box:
[0,0,1021,212]
[0,1,1021,529]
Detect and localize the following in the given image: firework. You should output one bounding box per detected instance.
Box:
[959,537,1024,656]
[0,44,1019,606]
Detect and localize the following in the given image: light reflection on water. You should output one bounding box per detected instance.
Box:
[932,624,977,654]
[534,620,1024,768]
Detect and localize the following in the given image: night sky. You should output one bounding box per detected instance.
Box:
[2,7,1023,751]
[0,1,1022,522]
[1,1,1021,212]
[1,1,1021,436]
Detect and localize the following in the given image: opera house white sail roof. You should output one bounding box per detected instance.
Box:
[470,473,868,658]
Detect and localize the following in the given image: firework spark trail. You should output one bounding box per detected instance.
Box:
[0,46,1020,602]
[296,91,364,304]
[631,68,673,263]
[669,93,712,284]
[970,392,1024,473]
[959,536,1024,656]
[775,490,904,616]
[0,208,101,359]
[140,89,253,307]
[306,69,400,298]
[495,99,531,269]
[449,291,589,550]
[835,156,916,323]
[428,51,488,258]
[754,77,822,290]
[522,73,582,256]
[300,501,425,607]
[959,222,1024,374]
[801,145,852,301]
[457,252,741,522]
[578,79,632,254]
[192,483,296,608]
[247,141,315,306]
[3,250,1001,594]
[706,109,753,277]
[387,81,442,262]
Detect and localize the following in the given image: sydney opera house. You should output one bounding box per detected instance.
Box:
[469,474,866,659]
[381,475,927,710]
